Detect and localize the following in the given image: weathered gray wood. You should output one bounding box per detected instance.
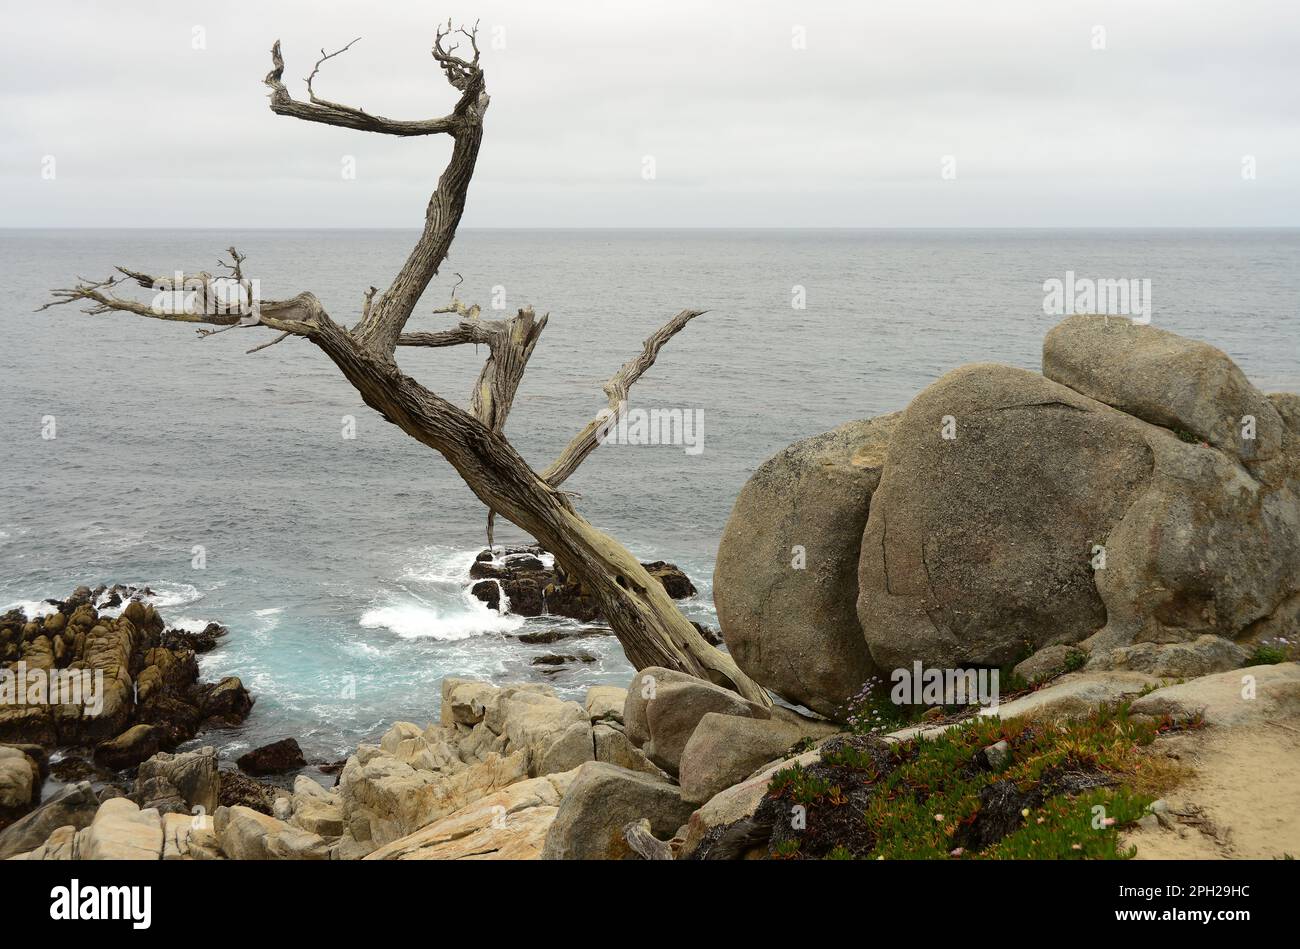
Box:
[624,819,674,860]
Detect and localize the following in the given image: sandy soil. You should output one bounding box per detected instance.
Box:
[1123,721,1300,860]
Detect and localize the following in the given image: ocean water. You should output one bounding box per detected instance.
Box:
[1,228,1297,763]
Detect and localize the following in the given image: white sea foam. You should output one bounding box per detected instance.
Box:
[401,546,482,586]
[95,581,204,618]
[359,592,524,641]
[142,582,204,609]
[0,599,59,619]
[167,616,215,634]
[401,544,554,587]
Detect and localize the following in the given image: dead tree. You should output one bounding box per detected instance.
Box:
[43,20,771,706]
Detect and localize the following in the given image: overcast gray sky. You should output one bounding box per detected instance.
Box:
[2,0,1297,227]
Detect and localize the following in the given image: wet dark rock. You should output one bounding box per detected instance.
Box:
[470,580,501,611]
[531,652,597,666]
[643,561,696,599]
[161,622,228,654]
[237,738,307,776]
[218,768,277,815]
[49,754,122,786]
[692,622,723,646]
[193,676,255,727]
[468,546,696,622]
[517,630,566,645]
[93,724,161,771]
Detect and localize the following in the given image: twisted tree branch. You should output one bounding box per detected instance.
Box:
[542,308,706,486]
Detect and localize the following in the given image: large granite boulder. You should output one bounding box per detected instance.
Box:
[1051,325,1300,665]
[857,327,1300,676]
[540,762,695,860]
[857,363,1156,670]
[715,416,897,717]
[1044,314,1284,463]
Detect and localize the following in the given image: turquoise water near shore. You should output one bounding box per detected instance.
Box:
[2,228,1297,762]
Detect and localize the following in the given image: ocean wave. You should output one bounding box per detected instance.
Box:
[167,616,216,634]
[0,598,60,619]
[95,581,205,618]
[400,545,484,586]
[399,543,554,588]
[359,592,524,641]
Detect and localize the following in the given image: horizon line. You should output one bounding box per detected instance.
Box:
[4,225,1300,232]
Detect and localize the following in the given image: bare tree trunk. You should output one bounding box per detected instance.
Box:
[42,19,771,707]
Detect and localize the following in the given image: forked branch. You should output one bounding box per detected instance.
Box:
[542,309,706,486]
[264,38,459,136]
[262,21,490,357]
[40,251,323,341]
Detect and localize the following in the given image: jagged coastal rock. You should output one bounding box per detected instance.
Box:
[469,546,696,621]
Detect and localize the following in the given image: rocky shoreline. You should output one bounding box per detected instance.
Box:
[5,655,1298,860]
[0,585,259,833]
[3,315,1299,860]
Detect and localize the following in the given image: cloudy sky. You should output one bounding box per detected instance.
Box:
[2,0,1297,227]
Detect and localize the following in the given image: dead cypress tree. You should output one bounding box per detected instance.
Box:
[43,20,771,706]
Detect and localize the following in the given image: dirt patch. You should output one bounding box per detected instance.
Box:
[1123,722,1300,859]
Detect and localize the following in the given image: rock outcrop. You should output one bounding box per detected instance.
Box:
[0,780,99,859]
[709,318,1297,699]
[330,680,597,858]
[1128,662,1300,726]
[133,747,219,816]
[366,769,578,860]
[468,546,697,621]
[857,363,1158,671]
[237,738,307,776]
[714,416,897,718]
[0,591,254,764]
